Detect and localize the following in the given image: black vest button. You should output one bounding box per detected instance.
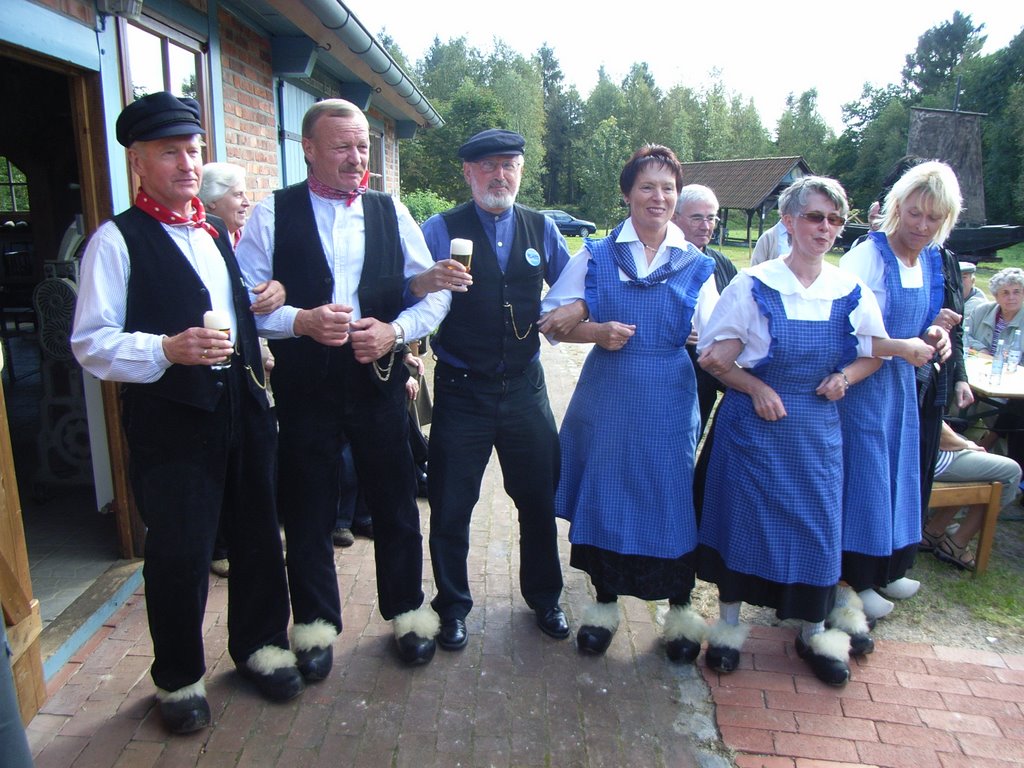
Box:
[215,380,224,389]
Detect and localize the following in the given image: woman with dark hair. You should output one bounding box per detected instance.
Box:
[541,145,718,661]
[696,176,887,686]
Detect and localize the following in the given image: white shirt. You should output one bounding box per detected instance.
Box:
[541,219,720,339]
[71,219,236,383]
[697,257,887,368]
[840,237,923,317]
[235,190,448,341]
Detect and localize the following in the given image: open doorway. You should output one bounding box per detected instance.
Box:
[0,55,119,638]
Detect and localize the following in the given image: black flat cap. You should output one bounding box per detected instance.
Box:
[458,129,525,161]
[116,91,205,147]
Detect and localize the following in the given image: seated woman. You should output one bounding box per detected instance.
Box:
[696,176,887,686]
[923,420,1022,570]
[965,267,1024,465]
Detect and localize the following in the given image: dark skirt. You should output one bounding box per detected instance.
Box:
[841,543,918,593]
[570,544,696,602]
[697,545,837,623]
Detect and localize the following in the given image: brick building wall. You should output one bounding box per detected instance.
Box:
[217,8,279,201]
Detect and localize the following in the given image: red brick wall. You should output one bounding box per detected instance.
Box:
[217,9,279,201]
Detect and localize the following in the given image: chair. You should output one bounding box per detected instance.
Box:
[927,480,1002,576]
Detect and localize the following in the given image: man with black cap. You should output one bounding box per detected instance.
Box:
[414,128,580,651]
[71,91,303,734]
[235,99,449,669]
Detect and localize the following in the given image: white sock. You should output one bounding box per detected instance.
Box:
[800,621,825,644]
[719,601,741,626]
[879,577,920,600]
[857,588,894,620]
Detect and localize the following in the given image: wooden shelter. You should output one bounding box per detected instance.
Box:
[680,157,813,248]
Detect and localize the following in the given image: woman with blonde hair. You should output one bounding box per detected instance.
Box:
[838,160,958,620]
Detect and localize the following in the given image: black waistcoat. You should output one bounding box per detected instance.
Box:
[268,184,405,391]
[115,207,266,412]
[435,202,547,376]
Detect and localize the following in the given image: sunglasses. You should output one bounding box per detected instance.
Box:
[798,211,847,227]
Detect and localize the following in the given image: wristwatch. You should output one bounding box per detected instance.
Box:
[391,321,406,348]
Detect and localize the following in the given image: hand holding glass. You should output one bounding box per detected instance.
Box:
[203,310,233,370]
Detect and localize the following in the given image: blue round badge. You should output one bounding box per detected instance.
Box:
[525,248,541,267]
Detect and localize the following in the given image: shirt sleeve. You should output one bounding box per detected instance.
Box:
[692,273,721,337]
[70,222,172,383]
[235,196,301,338]
[392,201,451,340]
[543,217,573,286]
[540,246,591,312]
[696,272,771,366]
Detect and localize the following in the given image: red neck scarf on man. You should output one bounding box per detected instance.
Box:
[307,170,370,206]
[134,189,219,238]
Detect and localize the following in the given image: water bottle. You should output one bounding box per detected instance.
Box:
[991,338,1006,385]
[1008,329,1022,373]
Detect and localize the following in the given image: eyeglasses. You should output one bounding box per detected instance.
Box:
[687,215,720,225]
[475,159,522,173]
[799,211,847,227]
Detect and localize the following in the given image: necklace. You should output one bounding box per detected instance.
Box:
[641,242,658,252]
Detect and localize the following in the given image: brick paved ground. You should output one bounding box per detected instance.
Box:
[26,343,1024,767]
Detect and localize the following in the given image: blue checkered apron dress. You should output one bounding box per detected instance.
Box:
[838,232,942,590]
[555,226,713,597]
[697,278,860,622]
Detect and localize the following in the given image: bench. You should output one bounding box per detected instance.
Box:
[927,480,1002,576]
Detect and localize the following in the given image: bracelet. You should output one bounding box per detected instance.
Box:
[838,370,850,389]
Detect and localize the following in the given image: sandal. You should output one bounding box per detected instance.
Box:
[920,528,944,553]
[934,535,976,571]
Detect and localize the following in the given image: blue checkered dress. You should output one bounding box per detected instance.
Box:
[555,225,713,565]
[838,232,943,590]
[697,279,860,621]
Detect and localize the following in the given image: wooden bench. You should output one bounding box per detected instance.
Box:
[927,480,1002,576]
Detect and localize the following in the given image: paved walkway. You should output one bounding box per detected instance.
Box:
[26,343,1024,767]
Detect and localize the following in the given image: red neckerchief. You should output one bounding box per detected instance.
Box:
[134,189,219,238]
[232,228,242,247]
[307,170,370,206]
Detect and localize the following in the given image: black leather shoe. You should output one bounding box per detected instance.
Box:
[351,520,374,539]
[535,606,570,639]
[576,625,613,654]
[438,618,468,651]
[705,644,741,673]
[847,632,875,657]
[396,632,436,666]
[238,662,305,702]
[795,634,850,687]
[666,636,702,664]
[295,646,333,682]
[159,694,211,734]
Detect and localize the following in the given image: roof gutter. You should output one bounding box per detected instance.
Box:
[298,0,442,128]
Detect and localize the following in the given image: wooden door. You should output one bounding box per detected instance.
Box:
[0,345,45,725]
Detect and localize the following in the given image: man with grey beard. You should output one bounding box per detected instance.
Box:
[414,129,580,651]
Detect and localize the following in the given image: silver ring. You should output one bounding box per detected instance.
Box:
[201,349,207,358]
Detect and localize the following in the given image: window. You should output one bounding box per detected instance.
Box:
[368,130,384,192]
[120,15,208,116]
[0,157,29,213]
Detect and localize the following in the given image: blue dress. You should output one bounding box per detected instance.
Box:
[556,223,713,599]
[838,232,943,590]
[697,278,860,622]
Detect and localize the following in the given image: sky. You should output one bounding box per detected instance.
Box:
[348,0,1024,135]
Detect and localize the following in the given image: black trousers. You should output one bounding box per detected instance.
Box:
[124,367,289,693]
[428,360,563,620]
[275,345,424,625]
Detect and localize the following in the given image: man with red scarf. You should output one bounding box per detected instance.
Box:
[235,99,450,671]
[72,92,303,734]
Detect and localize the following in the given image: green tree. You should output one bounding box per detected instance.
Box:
[618,62,666,150]
[401,189,455,223]
[728,95,772,159]
[901,11,985,97]
[775,89,835,174]
[579,116,630,230]
[486,43,545,206]
[416,36,486,102]
[400,81,506,204]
